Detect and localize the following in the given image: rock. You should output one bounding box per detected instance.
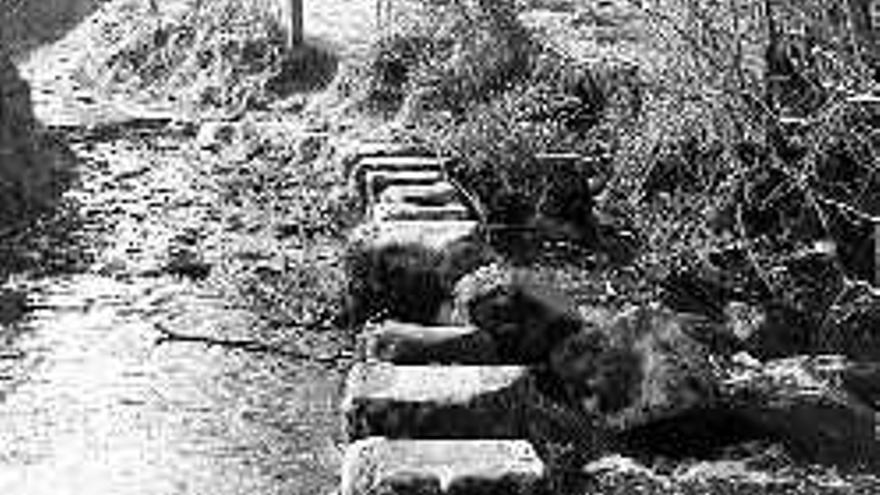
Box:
[340,438,548,495]
[342,241,449,326]
[350,220,480,252]
[341,227,495,327]
[449,263,518,325]
[348,155,449,205]
[341,363,535,440]
[436,235,500,285]
[453,267,583,363]
[340,139,434,175]
[362,169,446,209]
[549,305,719,431]
[358,320,499,364]
[377,182,461,207]
[371,202,472,222]
[722,355,880,470]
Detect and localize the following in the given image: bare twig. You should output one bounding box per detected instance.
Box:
[152,322,350,365]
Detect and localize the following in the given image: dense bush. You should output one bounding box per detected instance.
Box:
[341,0,643,239]
[93,0,336,110]
[347,0,880,356]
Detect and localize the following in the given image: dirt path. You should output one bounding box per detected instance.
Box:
[0,276,342,495]
[0,2,374,493]
[0,130,347,495]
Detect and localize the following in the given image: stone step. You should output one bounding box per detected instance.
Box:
[341,438,548,495]
[362,169,447,207]
[341,141,435,174]
[353,155,451,177]
[377,182,461,207]
[349,155,450,198]
[349,220,480,251]
[371,202,473,222]
[358,321,499,364]
[342,363,533,440]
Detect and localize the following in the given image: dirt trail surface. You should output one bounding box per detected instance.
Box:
[0,2,380,494]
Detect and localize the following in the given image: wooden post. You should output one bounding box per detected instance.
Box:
[283,0,303,48]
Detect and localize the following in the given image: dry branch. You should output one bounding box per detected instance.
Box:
[153,322,350,365]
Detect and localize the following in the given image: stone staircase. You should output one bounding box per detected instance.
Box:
[336,141,552,494]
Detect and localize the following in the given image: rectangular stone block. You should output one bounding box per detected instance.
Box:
[349,220,480,251]
[350,155,450,198]
[341,438,548,495]
[341,141,434,174]
[371,202,472,222]
[362,169,446,207]
[355,155,451,175]
[358,320,499,364]
[378,182,460,207]
[342,363,533,440]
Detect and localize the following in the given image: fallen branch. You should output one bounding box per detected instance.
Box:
[153,322,351,365]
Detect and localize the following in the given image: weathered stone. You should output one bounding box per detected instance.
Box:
[358,320,499,364]
[449,264,519,325]
[723,354,880,471]
[342,241,449,326]
[371,202,472,222]
[340,140,434,175]
[341,231,493,327]
[351,154,449,178]
[349,155,450,202]
[363,169,446,207]
[349,220,480,251]
[341,363,534,440]
[549,305,718,430]
[340,438,548,495]
[453,267,582,364]
[377,182,460,208]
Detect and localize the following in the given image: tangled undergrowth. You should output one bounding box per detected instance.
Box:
[339,0,879,324]
[88,0,337,111]
[334,3,880,487]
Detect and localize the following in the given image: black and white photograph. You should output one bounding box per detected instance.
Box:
[0,0,878,493]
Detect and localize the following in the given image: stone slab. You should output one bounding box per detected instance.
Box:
[341,141,435,173]
[378,182,461,207]
[362,169,446,207]
[358,320,499,364]
[341,438,548,495]
[354,155,451,174]
[342,363,533,440]
[349,155,449,197]
[349,220,480,251]
[371,202,473,222]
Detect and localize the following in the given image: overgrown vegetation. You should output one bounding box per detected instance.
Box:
[90,0,336,110]
[342,0,879,334]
